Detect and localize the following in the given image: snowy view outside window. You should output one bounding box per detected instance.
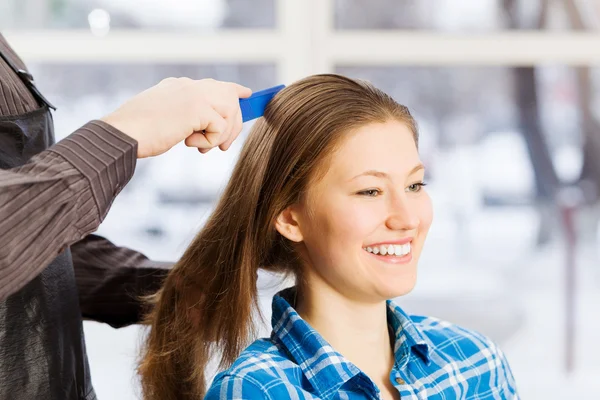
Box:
[1,0,600,399]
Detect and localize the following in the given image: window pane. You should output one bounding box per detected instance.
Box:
[1,0,276,30]
[336,65,582,152]
[335,0,600,31]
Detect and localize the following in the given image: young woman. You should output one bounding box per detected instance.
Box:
[139,74,518,400]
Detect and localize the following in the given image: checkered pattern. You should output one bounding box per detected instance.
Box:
[206,287,519,399]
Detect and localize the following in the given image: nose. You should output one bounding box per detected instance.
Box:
[385,194,419,231]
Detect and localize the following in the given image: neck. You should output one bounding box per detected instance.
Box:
[295,279,396,383]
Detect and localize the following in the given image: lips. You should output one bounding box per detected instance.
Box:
[362,238,414,265]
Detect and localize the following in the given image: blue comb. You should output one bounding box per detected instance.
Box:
[239,84,285,122]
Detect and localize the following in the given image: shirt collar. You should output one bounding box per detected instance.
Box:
[270,287,432,398]
[271,287,361,399]
[385,300,431,367]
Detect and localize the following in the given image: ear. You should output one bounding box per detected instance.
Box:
[275,205,304,243]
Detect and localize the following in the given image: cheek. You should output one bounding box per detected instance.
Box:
[306,197,381,250]
[417,193,434,234]
[327,199,382,243]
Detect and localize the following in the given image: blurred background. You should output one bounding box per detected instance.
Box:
[2,0,600,398]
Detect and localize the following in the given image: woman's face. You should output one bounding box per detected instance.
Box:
[287,120,433,303]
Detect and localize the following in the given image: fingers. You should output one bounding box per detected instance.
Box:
[185,108,224,149]
[232,83,252,99]
[185,132,212,149]
[186,80,250,154]
[201,107,228,147]
[186,105,244,153]
[219,107,243,151]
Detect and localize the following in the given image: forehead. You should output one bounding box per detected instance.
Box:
[327,120,420,180]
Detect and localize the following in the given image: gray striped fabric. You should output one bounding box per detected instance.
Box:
[0,33,169,326]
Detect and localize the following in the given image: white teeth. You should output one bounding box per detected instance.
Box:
[364,243,412,256]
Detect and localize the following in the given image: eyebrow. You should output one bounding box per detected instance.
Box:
[350,164,424,181]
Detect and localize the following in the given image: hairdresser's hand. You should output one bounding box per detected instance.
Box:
[101,78,252,158]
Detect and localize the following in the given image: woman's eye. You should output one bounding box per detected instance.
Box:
[358,189,381,197]
[407,182,427,193]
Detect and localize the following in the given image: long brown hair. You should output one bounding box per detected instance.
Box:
[138,74,418,399]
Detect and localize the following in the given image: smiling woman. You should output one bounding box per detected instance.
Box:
[284,120,432,304]
[138,74,519,400]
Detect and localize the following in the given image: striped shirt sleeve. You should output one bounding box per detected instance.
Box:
[0,120,138,301]
[71,234,170,328]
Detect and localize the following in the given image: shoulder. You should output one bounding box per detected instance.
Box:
[205,374,271,400]
[410,314,502,355]
[206,339,304,400]
[410,315,518,394]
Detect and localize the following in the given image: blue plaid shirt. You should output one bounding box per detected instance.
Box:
[206,287,519,399]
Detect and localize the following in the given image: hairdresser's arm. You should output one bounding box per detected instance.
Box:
[0,78,250,302]
[71,234,171,328]
[0,122,138,302]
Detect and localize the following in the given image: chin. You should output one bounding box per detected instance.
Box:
[376,277,417,301]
